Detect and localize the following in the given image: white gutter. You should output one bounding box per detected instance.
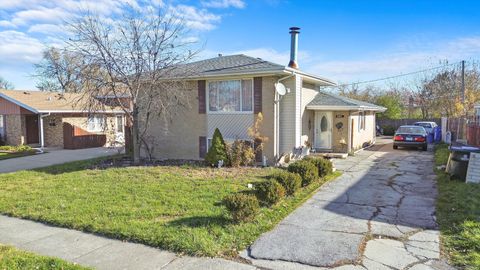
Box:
[39,113,50,151]
[306,105,387,112]
[274,72,295,162]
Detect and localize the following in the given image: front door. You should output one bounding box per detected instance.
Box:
[314,111,332,149]
[25,115,39,144]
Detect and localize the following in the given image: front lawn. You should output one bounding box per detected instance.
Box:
[0,244,89,270]
[0,158,339,257]
[0,145,37,160]
[434,143,480,269]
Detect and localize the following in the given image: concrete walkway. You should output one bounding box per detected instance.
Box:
[0,215,256,270]
[243,140,454,270]
[0,147,122,173]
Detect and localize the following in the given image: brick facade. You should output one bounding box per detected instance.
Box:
[5,114,26,145]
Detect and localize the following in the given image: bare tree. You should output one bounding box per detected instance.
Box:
[33,47,85,92]
[64,7,198,164]
[0,76,14,89]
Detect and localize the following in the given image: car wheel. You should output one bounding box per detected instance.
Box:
[393,145,398,150]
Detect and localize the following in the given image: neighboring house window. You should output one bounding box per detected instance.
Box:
[208,79,253,113]
[87,115,105,132]
[116,115,124,133]
[0,115,4,141]
[358,112,366,131]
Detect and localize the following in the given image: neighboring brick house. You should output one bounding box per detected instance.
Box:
[0,90,126,149]
[139,28,386,165]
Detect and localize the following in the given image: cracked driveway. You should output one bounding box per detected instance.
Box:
[243,138,454,270]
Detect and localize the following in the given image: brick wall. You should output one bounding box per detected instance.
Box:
[5,114,26,145]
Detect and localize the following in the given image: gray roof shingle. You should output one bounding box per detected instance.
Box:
[307,91,386,110]
[185,54,284,76]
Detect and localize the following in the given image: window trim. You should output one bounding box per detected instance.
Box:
[206,78,254,114]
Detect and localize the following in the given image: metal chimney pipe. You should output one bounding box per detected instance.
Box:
[288,27,300,69]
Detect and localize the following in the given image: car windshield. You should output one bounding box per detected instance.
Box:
[397,126,425,134]
[414,123,432,128]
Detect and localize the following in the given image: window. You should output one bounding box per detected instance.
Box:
[116,116,124,133]
[358,112,366,131]
[0,115,4,140]
[320,116,328,132]
[87,115,105,132]
[208,79,253,112]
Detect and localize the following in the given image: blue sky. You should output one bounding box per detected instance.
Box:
[1,0,480,89]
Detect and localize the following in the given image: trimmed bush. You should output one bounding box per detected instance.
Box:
[270,171,301,196]
[205,128,229,167]
[287,160,318,186]
[304,156,333,178]
[223,193,259,223]
[255,179,286,206]
[382,125,396,136]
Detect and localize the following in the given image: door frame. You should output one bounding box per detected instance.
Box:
[314,111,332,149]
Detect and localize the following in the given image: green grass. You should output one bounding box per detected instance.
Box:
[0,152,35,161]
[0,159,340,257]
[0,244,90,270]
[434,143,480,269]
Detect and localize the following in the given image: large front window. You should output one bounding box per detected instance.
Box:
[87,115,105,132]
[208,79,253,113]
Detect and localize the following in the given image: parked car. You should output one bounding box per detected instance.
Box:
[393,125,428,151]
[413,121,437,134]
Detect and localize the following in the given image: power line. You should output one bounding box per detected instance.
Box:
[331,60,463,88]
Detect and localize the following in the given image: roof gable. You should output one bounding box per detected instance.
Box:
[307,91,386,111]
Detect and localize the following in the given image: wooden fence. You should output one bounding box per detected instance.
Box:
[63,123,106,149]
[467,123,480,146]
[377,118,441,130]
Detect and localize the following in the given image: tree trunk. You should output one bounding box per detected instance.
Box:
[132,106,141,165]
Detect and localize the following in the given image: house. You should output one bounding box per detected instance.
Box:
[140,27,386,165]
[475,104,480,122]
[0,90,126,149]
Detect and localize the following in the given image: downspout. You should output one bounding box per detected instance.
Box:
[274,73,295,162]
[39,113,50,152]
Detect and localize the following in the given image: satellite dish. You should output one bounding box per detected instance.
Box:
[275,82,287,96]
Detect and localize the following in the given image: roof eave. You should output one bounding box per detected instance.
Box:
[37,110,126,114]
[306,105,387,112]
[0,92,39,114]
[283,67,337,86]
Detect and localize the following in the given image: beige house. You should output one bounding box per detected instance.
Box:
[0,90,126,149]
[140,28,386,165]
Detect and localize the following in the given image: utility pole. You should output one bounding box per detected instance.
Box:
[461,60,465,103]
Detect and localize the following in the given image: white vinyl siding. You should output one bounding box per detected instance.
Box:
[279,75,302,153]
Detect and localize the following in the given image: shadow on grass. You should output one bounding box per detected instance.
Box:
[167,215,232,228]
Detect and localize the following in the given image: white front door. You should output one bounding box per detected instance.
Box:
[314,111,332,149]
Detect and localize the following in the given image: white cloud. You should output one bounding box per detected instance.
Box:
[28,24,64,35]
[0,31,44,64]
[171,5,221,31]
[202,0,245,9]
[308,36,480,83]
[0,20,16,28]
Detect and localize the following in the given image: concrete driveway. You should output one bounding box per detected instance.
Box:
[0,147,122,173]
[244,139,453,270]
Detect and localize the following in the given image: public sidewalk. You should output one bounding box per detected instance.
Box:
[0,215,256,270]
